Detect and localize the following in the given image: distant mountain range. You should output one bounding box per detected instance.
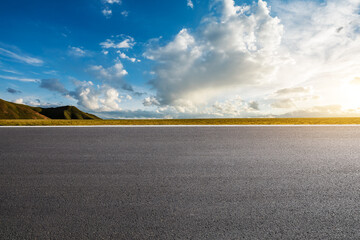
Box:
[0,98,101,120]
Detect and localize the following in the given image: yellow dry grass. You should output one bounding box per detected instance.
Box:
[2,118,360,126]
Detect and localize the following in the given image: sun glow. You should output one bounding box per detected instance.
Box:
[340,82,360,110]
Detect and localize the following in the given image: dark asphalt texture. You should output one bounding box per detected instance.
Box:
[1,126,360,239]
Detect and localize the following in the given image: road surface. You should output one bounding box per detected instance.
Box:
[1,126,360,239]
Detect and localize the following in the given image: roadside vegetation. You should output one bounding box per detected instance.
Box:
[2,118,360,126]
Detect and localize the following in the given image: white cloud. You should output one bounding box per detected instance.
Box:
[0,48,43,66]
[90,62,128,80]
[14,98,24,104]
[18,0,358,118]
[140,0,360,117]
[211,96,260,116]
[0,75,40,83]
[100,37,135,49]
[89,61,135,92]
[117,51,137,62]
[102,0,122,18]
[43,70,58,75]
[268,85,319,110]
[25,99,43,107]
[212,97,244,116]
[143,96,160,107]
[145,0,284,108]
[105,0,121,4]
[99,87,122,111]
[1,69,20,74]
[70,81,123,112]
[121,10,129,17]
[102,8,112,17]
[36,77,127,112]
[187,0,194,8]
[68,46,87,57]
[266,0,360,111]
[13,98,59,108]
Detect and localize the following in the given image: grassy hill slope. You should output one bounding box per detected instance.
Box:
[0,99,49,119]
[0,98,100,120]
[31,106,101,120]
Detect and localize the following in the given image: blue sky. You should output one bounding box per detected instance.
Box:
[1,0,360,118]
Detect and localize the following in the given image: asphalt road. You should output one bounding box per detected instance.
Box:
[1,126,360,239]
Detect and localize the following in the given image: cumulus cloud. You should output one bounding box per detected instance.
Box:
[89,61,133,91]
[68,46,87,57]
[102,0,121,18]
[6,88,21,94]
[89,59,142,95]
[145,0,284,107]
[38,78,127,112]
[102,8,112,18]
[100,36,135,49]
[140,0,360,117]
[18,0,359,118]
[69,81,122,111]
[90,62,128,79]
[13,98,59,108]
[105,0,121,4]
[211,96,260,116]
[14,98,24,104]
[40,79,69,94]
[187,0,194,8]
[0,47,43,66]
[117,51,138,62]
[143,96,160,107]
[212,98,243,116]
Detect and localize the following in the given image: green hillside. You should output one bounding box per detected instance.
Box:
[0,99,48,119]
[31,106,101,120]
[0,98,100,120]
